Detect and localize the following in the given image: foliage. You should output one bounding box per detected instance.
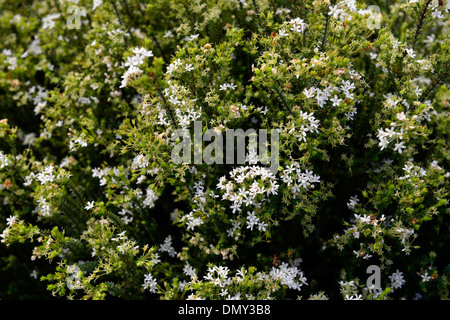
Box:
[0,0,449,300]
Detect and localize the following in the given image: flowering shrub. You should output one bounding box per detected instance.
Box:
[0,0,449,300]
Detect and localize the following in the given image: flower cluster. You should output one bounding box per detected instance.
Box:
[185,262,307,300]
[120,47,153,88]
[281,162,321,198]
[217,166,279,214]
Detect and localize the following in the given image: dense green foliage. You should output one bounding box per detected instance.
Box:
[0,0,449,300]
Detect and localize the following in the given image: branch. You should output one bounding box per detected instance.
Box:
[252,0,263,30]
[320,14,330,52]
[157,88,179,130]
[412,0,432,49]
[273,80,294,116]
[420,66,448,102]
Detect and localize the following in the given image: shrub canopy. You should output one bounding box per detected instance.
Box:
[0,0,449,300]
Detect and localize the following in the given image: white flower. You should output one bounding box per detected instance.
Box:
[303,87,316,98]
[431,9,444,19]
[389,270,406,291]
[185,63,194,71]
[0,228,9,243]
[131,154,149,169]
[269,262,307,290]
[120,65,143,88]
[278,29,288,37]
[423,34,436,46]
[345,294,363,300]
[354,214,371,224]
[5,56,17,70]
[396,112,407,121]
[414,86,422,97]
[0,152,11,169]
[6,215,17,227]
[329,6,345,20]
[421,272,431,282]
[120,47,152,88]
[93,0,102,10]
[36,197,52,216]
[163,30,173,38]
[330,95,343,107]
[42,13,61,30]
[159,235,177,257]
[186,294,205,300]
[2,49,12,56]
[405,48,416,59]
[402,163,414,173]
[246,211,259,231]
[184,34,199,42]
[219,289,228,297]
[36,165,55,185]
[142,273,158,293]
[143,188,159,208]
[30,270,38,279]
[394,142,406,154]
[84,201,94,210]
[133,47,153,58]
[219,83,237,91]
[183,262,197,278]
[257,221,268,232]
[166,58,182,75]
[289,17,307,33]
[347,195,359,210]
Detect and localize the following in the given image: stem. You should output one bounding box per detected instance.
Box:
[386,60,400,94]
[64,210,83,235]
[107,212,124,232]
[68,182,85,207]
[151,33,169,65]
[108,0,136,44]
[420,67,448,102]
[121,0,167,65]
[123,0,169,64]
[412,0,432,49]
[58,197,85,234]
[21,0,39,19]
[157,88,179,130]
[53,0,63,15]
[134,200,157,242]
[320,14,330,52]
[291,0,300,18]
[252,0,263,30]
[189,72,197,96]
[182,2,196,30]
[120,0,134,20]
[273,81,294,116]
[67,182,89,220]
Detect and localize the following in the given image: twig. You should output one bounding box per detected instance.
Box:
[320,14,330,52]
[108,0,136,44]
[157,88,179,130]
[151,33,169,65]
[252,0,263,30]
[273,80,294,116]
[412,0,432,49]
[420,67,448,102]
